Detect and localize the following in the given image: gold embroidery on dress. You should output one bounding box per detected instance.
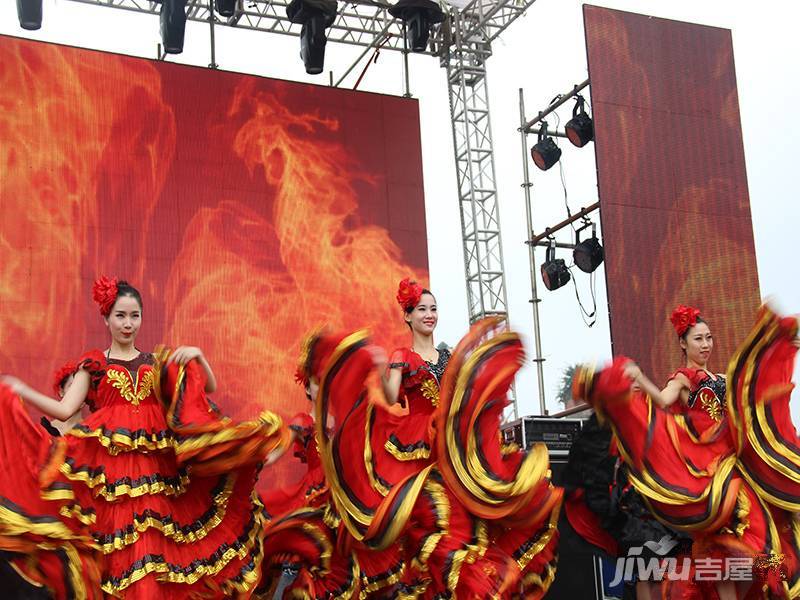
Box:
[696,387,723,422]
[420,378,439,408]
[107,368,154,407]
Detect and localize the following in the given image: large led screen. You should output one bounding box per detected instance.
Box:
[584,6,760,383]
[0,35,428,483]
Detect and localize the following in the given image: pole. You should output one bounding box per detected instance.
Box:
[521,78,589,133]
[402,22,411,97]
[208,0,218,69]
[333,21,394,88]
[519,88,547,415]
[527,201,600,246]
[529,126,569,139]
[535,241,576,250]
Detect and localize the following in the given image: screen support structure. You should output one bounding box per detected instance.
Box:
[518,80,602,415]
[60,0,539,419]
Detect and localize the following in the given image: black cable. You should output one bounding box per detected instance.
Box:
[567,262,597,327]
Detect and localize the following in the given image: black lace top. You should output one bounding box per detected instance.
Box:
[105,352,155,372]
[425,348,451,383]
[687,375,727,410]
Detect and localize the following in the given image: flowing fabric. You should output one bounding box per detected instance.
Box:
[0,347,289,599]
[305,320,562,599]
[574,306,800,598]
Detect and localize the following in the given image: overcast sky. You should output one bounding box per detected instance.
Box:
[2,0,798,420]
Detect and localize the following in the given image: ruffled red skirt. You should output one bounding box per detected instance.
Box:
[574,307,800,598]
[311,321,563,599]
[0,357,288,599]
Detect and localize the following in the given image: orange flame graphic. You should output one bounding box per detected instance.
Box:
[0,37,428,489]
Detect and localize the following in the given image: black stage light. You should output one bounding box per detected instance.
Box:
[160,0,187,54]
[531,122,561,171]
[388,0,445,53]
[541,241,571,291]
[573,222,604,273]
[215,0,237,18]
[287,0,338,75]
[17,0,43,30]
[565,95,593,148]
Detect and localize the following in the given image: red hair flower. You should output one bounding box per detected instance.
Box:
[52,361,77,396]
[670,305,701,337]
[92,276,119,316]
[396,278,423,311]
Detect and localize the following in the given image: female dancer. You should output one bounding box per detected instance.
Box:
[372,278,450,484]
[300,279,562,598]
[575,305,800,599]
[625,305,724,417]
[0,276,288,598]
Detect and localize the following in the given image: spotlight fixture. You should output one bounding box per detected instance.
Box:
[287,0,338,75]
[541,239,571,291]
[16,0,43,30]
[160,0,187,54]
[215,0,237,18]
[573,221,604,273]
[388,0,445,53]
[531,122,561,171]
[565,95,593,148]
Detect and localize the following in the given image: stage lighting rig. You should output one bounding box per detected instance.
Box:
[215,0,237,18]
[160,0,187,54]
[531,122,561,171]
[287,0,338,75]
[565,95,593,148]
[388,0,445,53]
[16,0,42,30]
[573,220,603,273]
[541,239,571,291]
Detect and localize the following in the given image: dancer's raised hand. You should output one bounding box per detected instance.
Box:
[366,344,388,372]
[167,346,204,365]
[0,374,28,396]
[622,360,642,383]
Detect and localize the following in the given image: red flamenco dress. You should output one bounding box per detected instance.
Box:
[0,347,289,599]
[310,320,562,599]
[574,306,800,598]
[259,412,361,600]
[366,347,450,490]
[261,413,327,516]
[433,319,562,599]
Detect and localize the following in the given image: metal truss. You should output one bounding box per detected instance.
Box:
[63,0,535,56]
[445,45,506,322]
[65,0,425,52]
[445,45,518,420]
[458,0,536,48]
[442,0,537,419]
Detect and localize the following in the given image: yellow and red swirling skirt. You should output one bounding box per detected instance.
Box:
[0,354,289,599]
[574,306,800,598]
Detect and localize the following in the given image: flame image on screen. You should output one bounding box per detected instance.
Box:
[0,36,428,486]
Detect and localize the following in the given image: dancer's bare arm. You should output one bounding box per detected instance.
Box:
[1,370,88,421]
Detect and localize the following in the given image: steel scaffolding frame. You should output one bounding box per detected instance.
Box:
[65,0,424,52]
[61,0,540,417]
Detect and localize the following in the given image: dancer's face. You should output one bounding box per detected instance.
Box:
[681,322,713,366]
[405,293,438,335]
[105,295,142,346]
